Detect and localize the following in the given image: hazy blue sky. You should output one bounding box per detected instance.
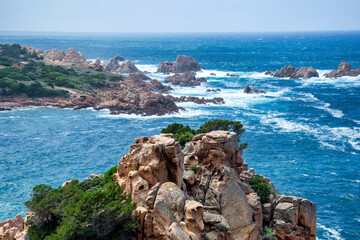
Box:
[1,0,359,32]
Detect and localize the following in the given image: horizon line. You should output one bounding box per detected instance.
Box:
[1,30,360,35]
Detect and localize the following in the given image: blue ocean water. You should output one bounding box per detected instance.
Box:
[0,32,360,239]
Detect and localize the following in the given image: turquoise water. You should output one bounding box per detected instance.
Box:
[0,32,360,239]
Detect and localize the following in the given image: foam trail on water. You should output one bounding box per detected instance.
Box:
[317,223,344,240]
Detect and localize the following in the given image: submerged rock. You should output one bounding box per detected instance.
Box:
[244,85,266,94]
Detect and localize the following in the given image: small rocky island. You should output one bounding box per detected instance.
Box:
[267,62,360,79]
[0,120,317,240]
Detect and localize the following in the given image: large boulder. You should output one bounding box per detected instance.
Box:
[291,67,319,79]
[157,55,201,73]
[273,65,296,78]
[325,62,360,78]
[271,195,316,240]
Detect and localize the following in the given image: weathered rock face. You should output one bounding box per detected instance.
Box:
[157,55,201,73]
[104,55,125,72]
[272,195,316,240]
[273,65,319,79]
[42,48,86,66]
[117,60,140,73]
[325,62,360,78]
[164,72,206,87]
[111,131,317,240]
[2,130,317,240]
[244,85,266,94]
[0,213,27,240]
[291,67,319,79]
[113,134,185,205]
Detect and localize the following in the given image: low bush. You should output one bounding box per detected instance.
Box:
[250,174,274,204]
[161,119,247,148]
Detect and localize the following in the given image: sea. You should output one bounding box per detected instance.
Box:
[0,31,359,239]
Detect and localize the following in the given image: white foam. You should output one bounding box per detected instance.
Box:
[313,103,344,119]
[96,108,211,120]
[136,64,158,73]
[317,223,344,240]
[261,112,360,152]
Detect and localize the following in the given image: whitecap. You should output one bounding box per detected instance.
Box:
[317,223,344,240]
[96,108,211,120]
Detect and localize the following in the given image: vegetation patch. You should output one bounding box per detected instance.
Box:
[250,174,275,204]
[25,170,137,240]
[0,44,124,98]
[161,119,246,148]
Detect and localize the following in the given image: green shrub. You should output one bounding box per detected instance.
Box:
[250,174,273,204]
[197,119,245,137]
[262,226,275,239]
[161,119,246,148]
[25,178,137,240]
[190,166,197,174]
[240,143,249,150]
[103,166,118,183]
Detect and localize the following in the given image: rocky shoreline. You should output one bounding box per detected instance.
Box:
[0,44,223,116]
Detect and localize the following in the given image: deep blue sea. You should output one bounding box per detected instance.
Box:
[0,32,359,239]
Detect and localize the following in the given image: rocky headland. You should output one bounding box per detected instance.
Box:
[1,130,316,240]
[112,131,316,240]
[0,43,224,115]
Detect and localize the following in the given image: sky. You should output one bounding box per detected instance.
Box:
[0,0,359,33]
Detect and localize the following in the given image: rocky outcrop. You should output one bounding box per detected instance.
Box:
[23,45,141,74]
[149,79,173,94]
[2,130,316,240]
[325,62,360,78]
[272,195,316,240]
[168,95,225,105]
[111,131,316,240]
[164,72,206,87]
[272,65,319,79]
[104,56,125,72]
[117,60,140,73]
[0,213,28,240]
[157,55,201,73]
[42,48,86,66]
[244,85,266,94]
[291,67,319,79]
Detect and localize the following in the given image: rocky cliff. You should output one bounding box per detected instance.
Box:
[113,131,316,240]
